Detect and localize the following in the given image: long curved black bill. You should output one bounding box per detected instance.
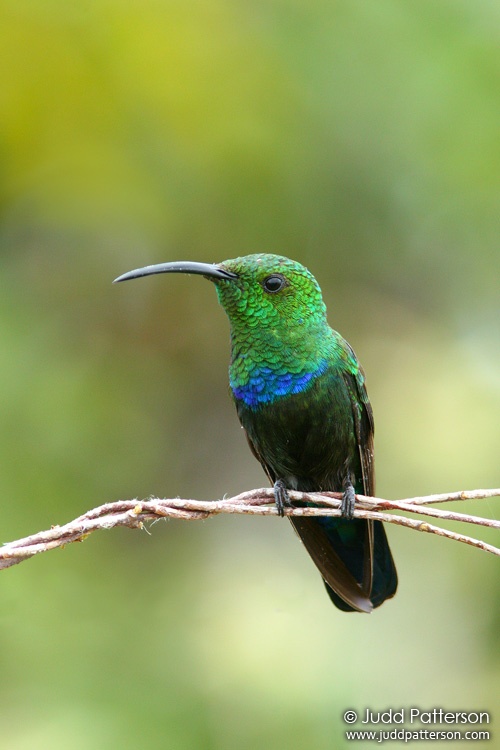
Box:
[113,261,238,284]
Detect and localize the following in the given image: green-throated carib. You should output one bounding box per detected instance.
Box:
[115,254,397,612]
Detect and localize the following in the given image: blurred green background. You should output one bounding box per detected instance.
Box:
[1,1,499,748]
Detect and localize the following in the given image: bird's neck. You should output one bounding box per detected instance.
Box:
[228,321,333,408]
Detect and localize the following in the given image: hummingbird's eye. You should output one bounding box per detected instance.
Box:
[262,274,286,293]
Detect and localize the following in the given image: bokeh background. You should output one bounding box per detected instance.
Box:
[1,1,499,748]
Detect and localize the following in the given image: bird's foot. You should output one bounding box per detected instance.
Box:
[341,480,356,520]
[273,479,291,517]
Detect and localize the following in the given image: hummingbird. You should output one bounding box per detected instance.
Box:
[115,254,397,612]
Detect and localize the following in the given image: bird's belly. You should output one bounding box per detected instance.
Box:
[237,375,357,492]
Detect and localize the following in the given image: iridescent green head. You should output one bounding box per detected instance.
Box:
[214,254,327,332]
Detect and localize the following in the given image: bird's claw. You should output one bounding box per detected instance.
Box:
[273,479,291,517]
[341,483,356,520]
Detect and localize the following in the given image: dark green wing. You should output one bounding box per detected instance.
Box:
[339,345,397,609]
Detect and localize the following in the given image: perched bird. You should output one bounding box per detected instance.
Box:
[115,254,397,612]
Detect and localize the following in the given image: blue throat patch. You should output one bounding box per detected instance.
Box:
[230,360,328,408]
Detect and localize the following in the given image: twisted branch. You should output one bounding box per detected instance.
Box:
[1,488,499,571]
